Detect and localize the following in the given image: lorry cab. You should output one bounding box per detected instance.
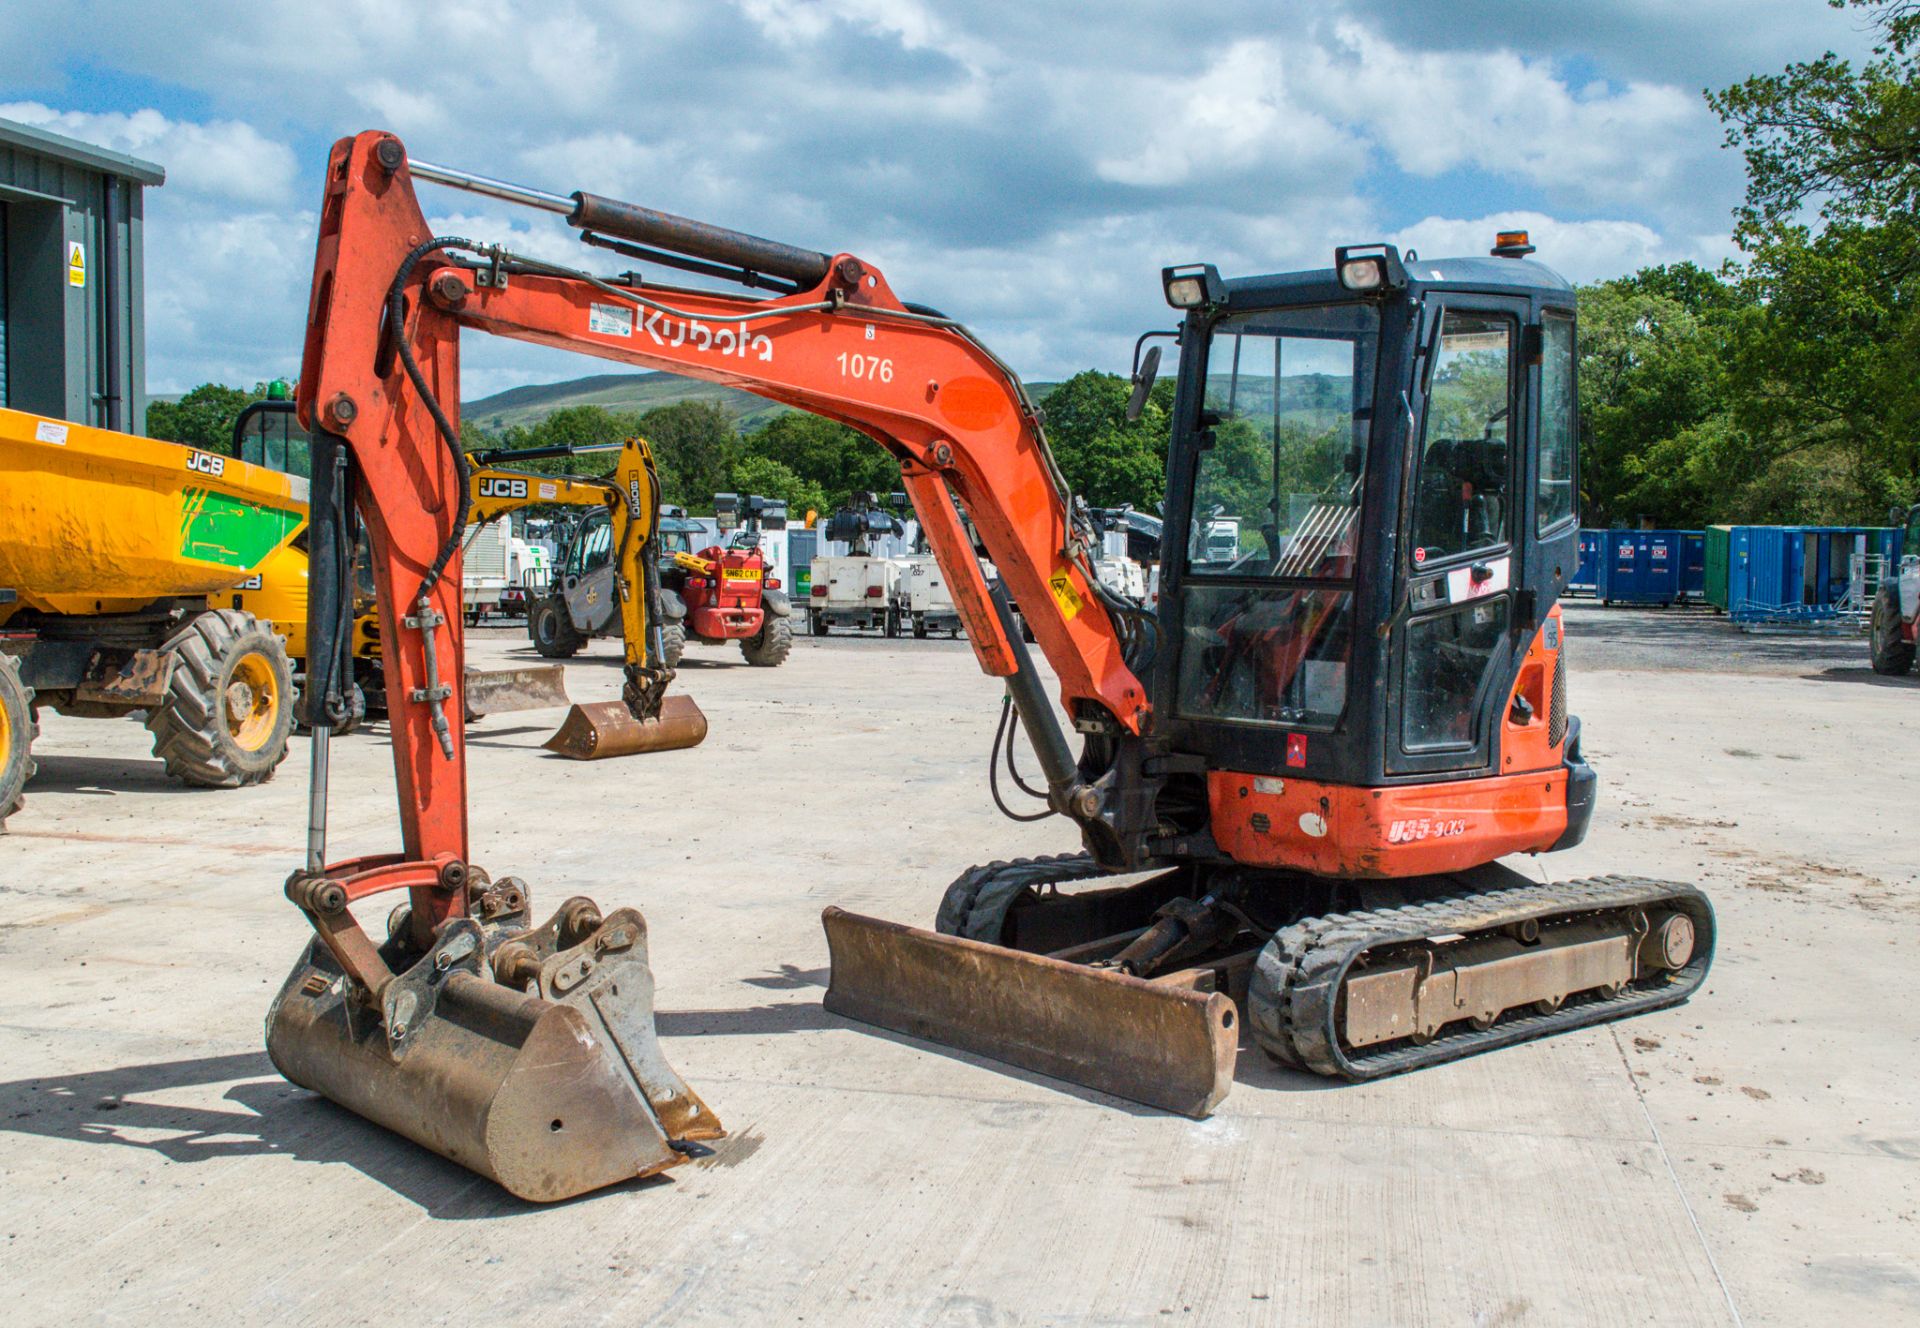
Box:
[1146,237,1590,873]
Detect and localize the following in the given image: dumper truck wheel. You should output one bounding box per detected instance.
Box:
[0,652,37,826]
[740,615,792,667]
[661,622,686,669]
[811,611,829,636]
[1871,586,1915,675]
[529,597,583,659]
[912,613,928,639]
[146,609,294,788]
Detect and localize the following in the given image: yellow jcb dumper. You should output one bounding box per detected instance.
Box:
[0,406,304,825]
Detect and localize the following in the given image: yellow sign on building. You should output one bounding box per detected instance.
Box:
[66,241,86,288]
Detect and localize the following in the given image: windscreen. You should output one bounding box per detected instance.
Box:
[1174,303,1379,731]
[1184,303,1378,580]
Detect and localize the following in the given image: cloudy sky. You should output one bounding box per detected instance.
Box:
[0,0,1882,399]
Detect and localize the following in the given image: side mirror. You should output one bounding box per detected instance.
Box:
[1126,345,1162,423]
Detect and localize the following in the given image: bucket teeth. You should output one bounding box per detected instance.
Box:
[266,894,721,1202]
[542,694,708,759]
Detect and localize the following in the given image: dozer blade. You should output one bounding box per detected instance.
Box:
[820,905,1237,1117]
[463,664,570,719]
[542,693,708,759]
[266,902,721,1203]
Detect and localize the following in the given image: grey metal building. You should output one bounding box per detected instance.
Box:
[0,116,164,432]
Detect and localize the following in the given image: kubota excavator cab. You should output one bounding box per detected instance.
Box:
[1141,238,1593,875]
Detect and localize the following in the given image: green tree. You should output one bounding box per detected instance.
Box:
[746,412,897,508]
[1574,271,1748,526]
[1705,0,1920,516]
[1036,370,1173,509]
[729,454,828,518]
[146,383,256,450]
[637,401,740,509]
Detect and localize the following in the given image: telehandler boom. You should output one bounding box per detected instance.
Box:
[270,132,1713,1200]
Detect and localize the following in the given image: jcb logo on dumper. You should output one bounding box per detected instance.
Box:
[185,450,226,478]
[478,477,529,499]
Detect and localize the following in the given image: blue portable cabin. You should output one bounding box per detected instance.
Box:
[1679,530,1706,600]
[1569,529,1602,594]
[1595,529,1688,606]
[1720,525,1901,621]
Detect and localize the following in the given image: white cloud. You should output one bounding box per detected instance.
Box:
[0,102,297,205]
[1093,41,1359,189]
[1295,24,1713,204]
[0,0,1824,396]
[1389,212,1736,283]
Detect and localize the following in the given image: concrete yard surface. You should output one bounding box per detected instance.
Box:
[0,607,1914,1325]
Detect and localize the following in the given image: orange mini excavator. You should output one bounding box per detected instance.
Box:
[268,132,1712,1199]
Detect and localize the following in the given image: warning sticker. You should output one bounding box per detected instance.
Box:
[588,302,634,337]
[1047,568,1085,619]
[66,242,86,288]
[538,482,558,500]
[34,419,69,446]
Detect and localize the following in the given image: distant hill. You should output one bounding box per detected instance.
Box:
[461,370,1064,434]
[461,371,791,433]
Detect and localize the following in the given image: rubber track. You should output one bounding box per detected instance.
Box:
[934,852,1108,942]
[1248,875,1715,1080]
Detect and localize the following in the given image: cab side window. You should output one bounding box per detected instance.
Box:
[1412,311,1514,564]
[1537,313,1577,533]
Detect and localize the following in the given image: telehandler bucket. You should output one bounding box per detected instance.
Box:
[462,663,570,719]
[542,693,708,760]
[267,892,722,1202]
[821,906,1238,1117]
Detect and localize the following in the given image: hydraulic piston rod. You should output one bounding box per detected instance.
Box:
[409,157,833,287]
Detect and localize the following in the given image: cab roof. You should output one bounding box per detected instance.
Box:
[1221,252,1572,310]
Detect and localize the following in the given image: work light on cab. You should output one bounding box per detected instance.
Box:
[1333,243,1408,293]
[1161,262,1224,309]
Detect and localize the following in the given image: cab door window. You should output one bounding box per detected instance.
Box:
[1537,312,1577,533]
[1412,310,1514,565]
[567,514,612,577]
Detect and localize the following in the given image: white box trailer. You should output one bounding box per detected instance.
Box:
[461,516,510,621]
[896,553,964,637]
[809,553,902,633]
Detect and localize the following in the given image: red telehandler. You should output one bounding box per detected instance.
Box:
[271,131,1712,1200]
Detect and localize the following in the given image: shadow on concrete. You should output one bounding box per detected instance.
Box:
[460,724,558,748]
[26,754,194,796]
[0,1050,677,1218]
[1805,666,1920,689]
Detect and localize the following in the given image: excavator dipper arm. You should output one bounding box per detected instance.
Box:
[269,135,722,1202]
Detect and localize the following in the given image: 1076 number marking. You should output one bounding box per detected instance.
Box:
[836,352,893,383]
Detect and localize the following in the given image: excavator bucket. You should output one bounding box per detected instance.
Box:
[542,693,708,760]
[266,898,722,1203]
[820,906,1238,1117]
[462,663,570,719]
